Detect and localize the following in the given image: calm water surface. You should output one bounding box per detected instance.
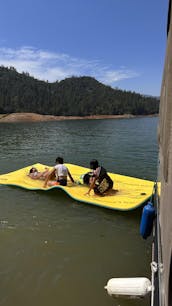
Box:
[0,117,158,306]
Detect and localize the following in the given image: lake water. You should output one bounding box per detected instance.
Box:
[0,117,158,306]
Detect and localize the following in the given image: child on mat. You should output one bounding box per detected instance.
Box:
[43,157,74,187]
[28,167,50,180]
[85,159,113,196]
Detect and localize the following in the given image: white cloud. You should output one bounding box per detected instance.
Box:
[0,46,139,85]
[99,69,139,84]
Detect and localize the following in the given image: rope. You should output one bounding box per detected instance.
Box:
[151,261,158,273]
[150,181,157,204]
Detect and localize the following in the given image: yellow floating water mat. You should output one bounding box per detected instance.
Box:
[0,163,154,211]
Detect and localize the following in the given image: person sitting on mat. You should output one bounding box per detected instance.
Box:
[85,159,113,196]
[43,156,74,187]
[28,167,50,180]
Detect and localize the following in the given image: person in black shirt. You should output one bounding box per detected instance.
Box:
[85,159,113,196]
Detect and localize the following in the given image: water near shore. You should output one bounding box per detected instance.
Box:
[0,117,158,306]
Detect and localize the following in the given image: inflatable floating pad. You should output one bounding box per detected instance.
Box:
[0,163,154,211]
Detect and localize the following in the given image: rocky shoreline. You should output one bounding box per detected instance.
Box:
[0,112,158,123]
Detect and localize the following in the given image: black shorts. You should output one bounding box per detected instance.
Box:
[57,179,67,186]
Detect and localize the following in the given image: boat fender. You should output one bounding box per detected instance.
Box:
[104,277,152,298]
[140,201,155,239]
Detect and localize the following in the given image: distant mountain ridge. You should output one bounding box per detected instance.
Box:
[0,66,159,116]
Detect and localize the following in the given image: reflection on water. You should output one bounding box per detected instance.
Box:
[0,117,158,306]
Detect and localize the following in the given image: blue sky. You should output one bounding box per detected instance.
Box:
[0,0,168,96]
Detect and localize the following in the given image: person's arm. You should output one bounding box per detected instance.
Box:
[43,168,55,187]
[85,176,96,195]
[36,172,45,179]
[67,169,74,183]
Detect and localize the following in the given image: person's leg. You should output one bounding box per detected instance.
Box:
[41,169,51,179]
[47,181,60,186]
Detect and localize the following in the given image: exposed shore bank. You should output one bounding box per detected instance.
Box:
[0,112,159,123]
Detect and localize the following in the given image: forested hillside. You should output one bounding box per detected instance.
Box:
[0,66,159,116]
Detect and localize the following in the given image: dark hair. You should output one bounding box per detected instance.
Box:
[90,159,99,170]
[56,157,64,164]
[83,173,91,185]
[29,167,37,174]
